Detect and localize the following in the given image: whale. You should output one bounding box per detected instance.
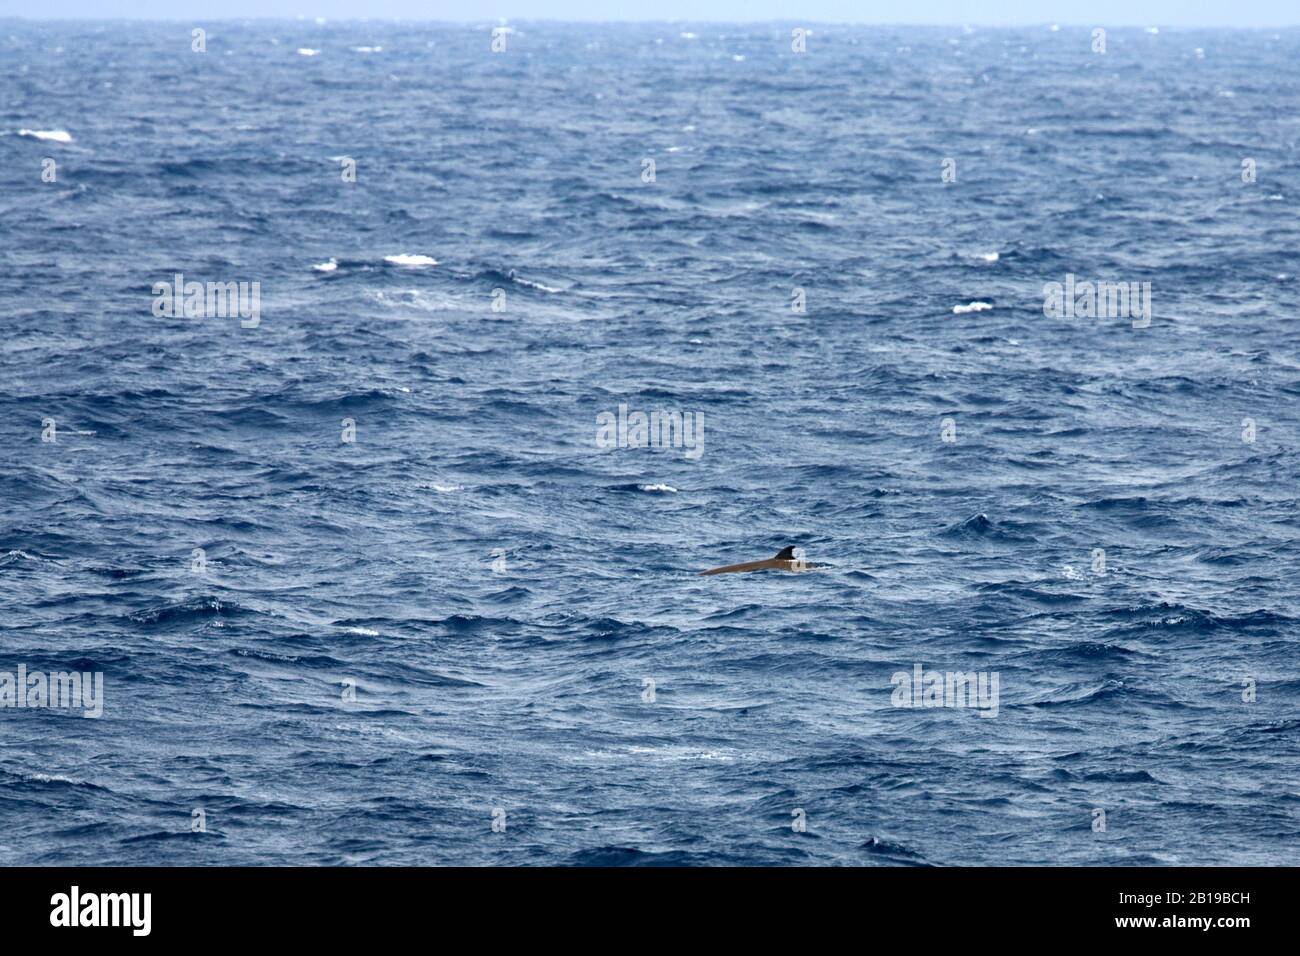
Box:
[699,546,822,576]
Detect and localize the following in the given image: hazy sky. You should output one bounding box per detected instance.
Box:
[4,1,1297,27]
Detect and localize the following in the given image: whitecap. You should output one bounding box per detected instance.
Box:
[978,251,999,262]
[352,46,382,53]
[24,773,83,785]
[510,274,560,293]
[431,483,463,493]
[18,129,72,143]
[312,259,338,272]
[371,289,434,310]
[297,48,320,57]
[384,254,438,266]
[952,301,993,314]
[640,483,678,493]
[680,32,698,39]
[346,627,379,636]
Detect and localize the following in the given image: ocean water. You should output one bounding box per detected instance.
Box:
[2,20,1299,866]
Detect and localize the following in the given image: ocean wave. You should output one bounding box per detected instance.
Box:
[1028,642,1139,665]
[128,597,251,626]
[567,846,713,866]
[1026,678,1139,709]
[17,128,73,143]
[5,19,1298,868]
[939,513,1034,543]
[0,549,47,566]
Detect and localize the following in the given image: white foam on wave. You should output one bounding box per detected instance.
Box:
[640,483,678,493]
[952,301,993,314]
[313,259,338,272]
[346,627,380,636]
[24,772,83,785]
[978,251,999,262]
[623,744,737,762]
[297,48,320,57]
[385,254,438,267]
[18,129,72,143]
[370,288,442,312]
[352,46,382,53]
[511,274,560,293]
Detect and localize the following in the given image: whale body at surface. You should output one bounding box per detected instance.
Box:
[699,547,823,576]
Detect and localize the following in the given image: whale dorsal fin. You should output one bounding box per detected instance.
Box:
[773,546,797,560]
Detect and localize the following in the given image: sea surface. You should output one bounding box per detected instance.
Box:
[2,20,1298,866]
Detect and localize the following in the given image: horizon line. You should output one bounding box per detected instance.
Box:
[4,17,1300,28]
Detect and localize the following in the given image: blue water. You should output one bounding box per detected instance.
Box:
[2,21,1298,866]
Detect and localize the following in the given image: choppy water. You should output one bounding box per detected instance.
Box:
[2,20,1299,866]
